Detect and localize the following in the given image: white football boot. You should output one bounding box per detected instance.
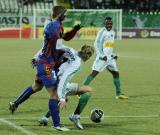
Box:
[52,125,70,131]
[69,114,84,130]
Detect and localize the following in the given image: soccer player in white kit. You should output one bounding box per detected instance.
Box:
[69,17,128,130]
[83,16,128,99]
[56,41,94,109]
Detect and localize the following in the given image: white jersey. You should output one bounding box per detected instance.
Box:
[57,48,82,101]
[92,27,118,72]
[94,27,115,60]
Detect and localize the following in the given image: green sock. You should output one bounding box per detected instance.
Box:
[74,75,93,115]
[113,77,121,95]
[83,75,94,85]
[74,93,91,115]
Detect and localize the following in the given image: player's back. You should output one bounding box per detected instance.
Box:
[40,19,61,64]
[58,47,82,78]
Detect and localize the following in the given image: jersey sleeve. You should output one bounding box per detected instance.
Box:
[94,28,105,58]
[56,39,75,62]
[56,39,69,50]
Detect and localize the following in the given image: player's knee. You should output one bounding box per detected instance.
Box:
[112,71,119,78]
[32,81,43,92]
[48,87,57,99]
[49,94,57,99]
[77,85,92,95]
[91,70,99,78]
[85,86,92,94]
[32,84,43,92]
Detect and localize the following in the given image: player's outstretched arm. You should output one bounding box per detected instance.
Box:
[63,24,83,41]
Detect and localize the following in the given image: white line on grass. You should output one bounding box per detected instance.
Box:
[104,115,159,118]
[75,115,159,118]
[1,114,159,120]
[121,55,160,61]
[0,118,37,135]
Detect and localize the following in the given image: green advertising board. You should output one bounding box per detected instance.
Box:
[63,11,160,28]
[123,12,160,28]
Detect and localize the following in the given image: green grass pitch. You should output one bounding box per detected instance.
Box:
[0,39,160,135]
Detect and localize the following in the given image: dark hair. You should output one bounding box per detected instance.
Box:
[52,6,66,18]
[105,17,112,21]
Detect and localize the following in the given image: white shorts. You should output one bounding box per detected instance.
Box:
[66,83,78,96]
[92,57,118,72]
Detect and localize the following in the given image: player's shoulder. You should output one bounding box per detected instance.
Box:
[98,27,106,33]
[44,20,61,35]
[97,27,106,36]
[46,19,60,30]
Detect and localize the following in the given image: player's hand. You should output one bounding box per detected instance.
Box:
[31,58,36,68]
[111,54,118,60]
[114,55,118,60]
[58,100,66,109]
[65,97,69,102]
[99,56,107,61]
[73,24,83,31]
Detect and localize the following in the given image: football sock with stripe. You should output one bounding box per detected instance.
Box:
[49,99,60,127]
[14,86,35,106]
[113,77,121,95]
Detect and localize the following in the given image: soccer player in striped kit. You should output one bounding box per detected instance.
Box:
[9,6,84,131]
[9,6,71,131]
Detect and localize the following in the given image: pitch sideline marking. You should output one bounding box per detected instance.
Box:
[1,114,159,120]
[0,118,37,135]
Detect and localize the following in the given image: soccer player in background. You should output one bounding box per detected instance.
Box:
[69,17,128,130]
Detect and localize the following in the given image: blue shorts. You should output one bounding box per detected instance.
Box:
[36,61,57,88]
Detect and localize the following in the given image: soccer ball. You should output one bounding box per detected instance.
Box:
[90,108,104,123]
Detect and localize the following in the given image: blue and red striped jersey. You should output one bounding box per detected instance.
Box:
[39,19,61,65]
